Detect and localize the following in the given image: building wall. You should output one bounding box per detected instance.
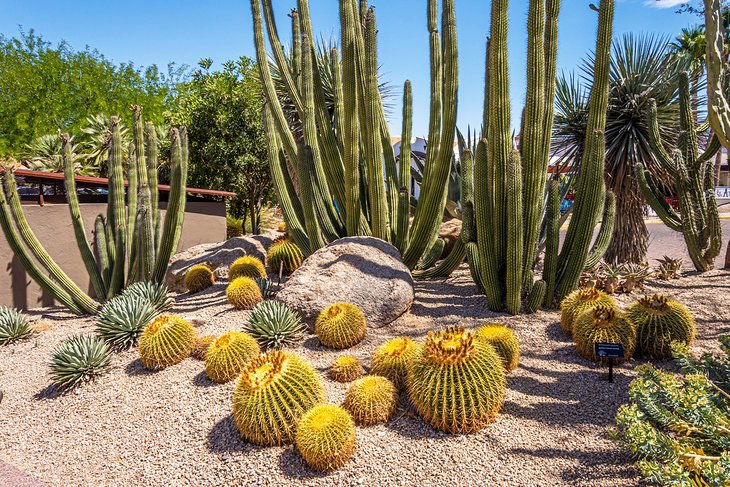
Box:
[0,200,226,310]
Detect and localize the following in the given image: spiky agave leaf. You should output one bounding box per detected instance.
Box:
[244,300,306,350]
[49,335,112,390]
[96,294,158,351]
[253,276,276,299]
[0,306,32,346]
[122,281,173,313]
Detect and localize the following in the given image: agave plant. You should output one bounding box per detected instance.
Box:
[655,256,683,280]
[95,294,158,351]
[0,306,32,345]
[254,276,276,299]
[121,281,172,313]
[50,335,112,391]
[243,300,306,350]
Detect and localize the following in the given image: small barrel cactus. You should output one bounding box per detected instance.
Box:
[369,336,418,390]
[295,404,356,471]
[191,335,215,361]
[573,306,637,363]
[95,294,158,351]
[266,237,304,275]
[329,356,365,383]
[560,287,617,335]
[232,350,325,446]
[0,306,32,346]
[343,375,398,426]
[138,315,197,370]
[315,303,366,349]
[204,331,261,383]
[474,324,520,372]
[226,277,264,310]
[244,300,306,350]
[50,335,112,390]
[184,264,215,293]
[625,294,696,359]
[229,255,267,280]
[407,327,506,434]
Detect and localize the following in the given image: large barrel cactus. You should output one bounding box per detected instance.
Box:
[315,303,366,349]
[204,331,261,383]
[266,237,304,275]
[626,294,696,359]
[573,306,636,363]
[295,404,357,472]
[560,287,617,335]
[138,315,197,370]
[185,264,215,293]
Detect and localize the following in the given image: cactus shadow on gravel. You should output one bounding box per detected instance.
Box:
[206,415,260,455]
[124,358,157,376]
[277,446,330,480]
[192,370,217,388]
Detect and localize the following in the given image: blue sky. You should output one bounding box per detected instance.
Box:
[1,0,700,135]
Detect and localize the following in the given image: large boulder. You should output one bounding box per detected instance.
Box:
[276,237,414,328]
[165,235,272,292]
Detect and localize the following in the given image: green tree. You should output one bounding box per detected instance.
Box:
[169,57,272,234]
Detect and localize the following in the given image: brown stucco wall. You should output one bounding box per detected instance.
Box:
[0,200,226,310]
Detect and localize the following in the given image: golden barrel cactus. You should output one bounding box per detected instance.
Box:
[315,303,366,349]
[226,277,263,310]
[407,327,506,434]
[474,324,520,372]
[204,331,261,383]
[232,350,325,446]
[138,315,197,370]
[573,306,636,363]
[329,356,365,383]
[343,375,398,426]
[295,404,356,471]
[191,335,214,361]
[266,237,304,275]
[625,294,696,359]
[560,287,617,335]
[184,264,215,293]
[369,336,418,390]
[229,255,266,280]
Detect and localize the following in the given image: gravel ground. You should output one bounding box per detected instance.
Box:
[1,266,729,487]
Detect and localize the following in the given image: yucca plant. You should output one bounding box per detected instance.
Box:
[0,306,32,345]
[95,294,158,351]
[49,335,112,391]
[244,300,306,350]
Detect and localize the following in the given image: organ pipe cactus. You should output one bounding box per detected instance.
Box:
[251,0,457,268]
[637,72,722,271]
[0,106,187,314]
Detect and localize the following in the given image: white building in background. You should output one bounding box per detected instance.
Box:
[390,136,459,199]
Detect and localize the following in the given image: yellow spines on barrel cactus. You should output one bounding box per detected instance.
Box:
[315,303,366,349]
[625,294,696,359]
[329,356,364,383]
[184,264,215,293]
[343,375,398,426]
[266,237,304,275]
[573,305,636,363]
[232,350,325,446]
[407,327,506,434]
[560,287,617,335]
[226,277,263,310]
[295,404,356,472]
[229,255,266,280]
[204,331,261,383]
[474,324,520,372]
[191,335,214,361]
[138,315,197,370]
[369,336,418,390]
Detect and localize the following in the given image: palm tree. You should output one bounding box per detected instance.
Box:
[552,33,681,264]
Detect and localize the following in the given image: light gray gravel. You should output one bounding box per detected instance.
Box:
[1,266,728,486]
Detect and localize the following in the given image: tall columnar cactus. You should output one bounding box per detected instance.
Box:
[0,107,188,314]
[705,0,730,149]
[638,72,722,272]
[251,0,457,268]
[468,0,616,314]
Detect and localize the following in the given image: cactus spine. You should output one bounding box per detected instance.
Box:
[639,72,722,272]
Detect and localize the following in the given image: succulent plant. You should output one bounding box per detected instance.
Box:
[573,306,636,363]
[329,356,365,383]
[315,303,366,350]
[243,300,306,350]
[0,306,32,346]
[600,262,624,294]
[229,255,267,280]
[369,336,418,390]
[204,331,261,383]
[226,277,263,310]
[95,294,158,351]
[191,335,214,361]
[232,350,325,446]
[138,315,197,370]
[621,263,651,293]
[121,281,172,313]
[560,287,617,335]
[407,327,506,433]
[474,324,520,372]
[184,264,215,293]
[626,294,696,359]
[343,375,398,426]
[655,256,682,280]
[266,237,304,275]
[50,335,111,390]
[254,276,276,299]
[277,221,287,233]
[295,404,357,472]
